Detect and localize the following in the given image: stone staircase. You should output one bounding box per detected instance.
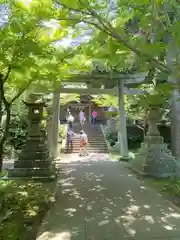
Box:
[64,123,109,154]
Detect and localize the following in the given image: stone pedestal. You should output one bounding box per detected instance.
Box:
[8,97,56,180]
[130,106,180,178]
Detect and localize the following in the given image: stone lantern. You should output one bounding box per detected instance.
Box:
[130,105,180,178]
[8,94,56,180]
[145,106,163,141]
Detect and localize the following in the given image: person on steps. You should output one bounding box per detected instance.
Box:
[66,128,75,153]
[79,109,86,127]
[92,110,97,125]
[79,130,88,156]
[66,112,74,129]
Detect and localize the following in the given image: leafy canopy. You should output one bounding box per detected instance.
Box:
[0,0,93,103]
[50,0,180,76]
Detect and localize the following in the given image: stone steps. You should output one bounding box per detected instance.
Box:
[65,149,108,153]
[64,124,108,153]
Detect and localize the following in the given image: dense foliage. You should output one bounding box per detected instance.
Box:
[0,180,54,240]
[103,125,142,149]
[0,0,92,171]
[51,0,180,127]
[52,0,180,75]
[7,113,28,152]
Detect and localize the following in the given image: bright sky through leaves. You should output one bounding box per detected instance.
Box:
[0,4,8,27]
[0,1,92,49]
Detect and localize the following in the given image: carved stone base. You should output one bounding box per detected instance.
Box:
[13,159,52,168]
[130,142,180,178]
[8,164,56,181]
[119,156,131,161]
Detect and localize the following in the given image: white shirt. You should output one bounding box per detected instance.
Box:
[79,111,85,121]
[80,133,88,142]
[67,115,74,122]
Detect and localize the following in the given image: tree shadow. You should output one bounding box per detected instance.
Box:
[37,155,180,240]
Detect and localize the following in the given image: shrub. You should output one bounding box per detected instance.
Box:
[104,111,118,118]
[160,180,180,196]
[107,133,118,147]
[127,133,142,149]
[0,181,54,240]
[59,125,66,143]
[7,114,28,152]
[103,127,118,147]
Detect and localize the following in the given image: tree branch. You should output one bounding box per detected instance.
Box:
[56,0,115,34]
[78,0,113,32]
[135,122,144,131]
[57,16,107,34]
[0,74,9,107]
[144,67,156,83]
[111,31,170,72]
[0,74,11,160]
[9,79,34,104]
[3,66,12,83]
[54,0,90,15]
[57,5,170,73]
[0,98,10,145]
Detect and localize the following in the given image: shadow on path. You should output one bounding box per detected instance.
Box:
[37,154,180,240]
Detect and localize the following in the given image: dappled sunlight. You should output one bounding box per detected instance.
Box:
[143,204,150,209]
[38,231,72,240]
[37,156,180,239]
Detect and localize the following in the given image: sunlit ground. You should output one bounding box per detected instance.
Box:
[109,151,136,161]
[37,153,180,240]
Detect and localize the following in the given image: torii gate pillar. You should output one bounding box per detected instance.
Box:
[117,79,129,160]
[51,90,60,160]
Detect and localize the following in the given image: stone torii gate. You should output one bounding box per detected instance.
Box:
[50,72,148,160]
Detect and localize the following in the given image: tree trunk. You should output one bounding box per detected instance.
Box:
[170,89,180,158]
[0,74,11,172]
[0,76,3,127]
[0,104,11,172]
[0,143,3,172]
[0,97,2,126]
[0,104,11,170]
